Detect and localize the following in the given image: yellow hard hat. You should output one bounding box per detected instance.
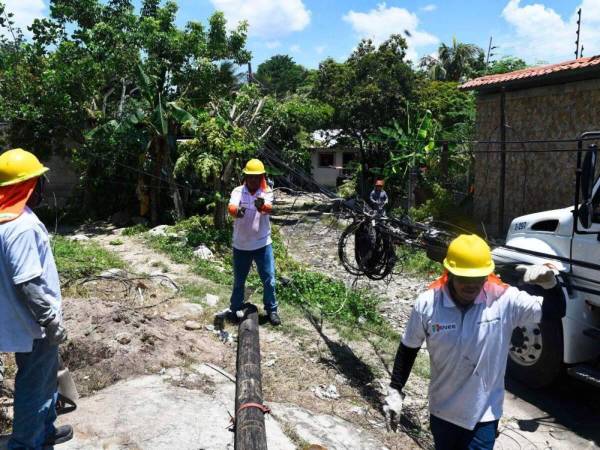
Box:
[443,234,494,277]
[243,159,265,175]
[0,148,49,187]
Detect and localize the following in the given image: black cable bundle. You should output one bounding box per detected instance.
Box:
[339,218,397,280]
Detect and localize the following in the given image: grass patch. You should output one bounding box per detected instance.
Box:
[109,239,124,246]
[144,216,388,329]
[397,247,442,277]
[53,235,125,281]
[122,224,149,236]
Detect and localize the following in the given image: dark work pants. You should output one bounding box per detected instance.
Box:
[430,414,498,450]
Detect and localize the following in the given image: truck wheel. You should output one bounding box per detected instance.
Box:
[507,318,563,388]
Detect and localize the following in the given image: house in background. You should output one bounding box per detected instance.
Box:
[460,55,600,236]
[310,129,357,187]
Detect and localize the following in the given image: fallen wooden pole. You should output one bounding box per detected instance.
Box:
[235,304,268,450]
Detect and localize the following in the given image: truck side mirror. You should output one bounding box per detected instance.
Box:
[578,145,597,229]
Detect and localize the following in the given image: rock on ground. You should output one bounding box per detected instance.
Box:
[148,225,169,237]
[204,294,219,306]
[162,302,204,321]
[55,365,295,450]
[272,403,384,450]
[193,244,214,260]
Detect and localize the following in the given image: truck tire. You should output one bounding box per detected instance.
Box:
[507,318,564,388]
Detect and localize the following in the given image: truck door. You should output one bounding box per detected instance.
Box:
[569,183,600,363]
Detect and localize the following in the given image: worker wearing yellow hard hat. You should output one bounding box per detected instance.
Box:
[383,234,564,450]
[0,149,74,447]
[223,158,281,326]
[0,148,50,222]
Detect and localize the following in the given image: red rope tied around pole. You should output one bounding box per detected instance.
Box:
[228,402,272,430]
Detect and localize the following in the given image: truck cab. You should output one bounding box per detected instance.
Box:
[492,138,600,387]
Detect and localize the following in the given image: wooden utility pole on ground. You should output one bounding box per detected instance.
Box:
[234,304,268,450]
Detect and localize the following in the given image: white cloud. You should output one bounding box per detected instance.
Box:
[1,0,46,37]
[265,40,281,49]
[210,0,310,39]
[421,4,437,12]
[500,0,600,62]
[290,44,301,53]
[343,3,439,61]
[315,45,326,55]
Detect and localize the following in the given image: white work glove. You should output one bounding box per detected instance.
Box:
[383,387,404,432]
[516,264,557,289]
[44,316,67,346]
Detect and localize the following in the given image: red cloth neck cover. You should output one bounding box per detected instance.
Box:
[0,178,37,223]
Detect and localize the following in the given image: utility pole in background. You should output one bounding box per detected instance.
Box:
[575,8,582,58]
[486,36,497,69]
[247,62,253,83]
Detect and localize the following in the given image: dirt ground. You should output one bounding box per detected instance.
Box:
[1,194,598,449]
[0,223,418,449]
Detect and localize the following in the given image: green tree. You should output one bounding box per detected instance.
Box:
[0,0,251,220]
[420,38,485,81]
[175,84,270,228]
[487,56,528,75]
[312,35,416,195]
[416,80,475,141]
[255,54,308,97]
[264,94,334,171]
[377,107,437,208]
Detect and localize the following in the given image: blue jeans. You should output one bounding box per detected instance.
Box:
[430,415,498,450]
[8,338,59,450]
[230,244,278,313]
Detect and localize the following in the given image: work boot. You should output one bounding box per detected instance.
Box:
[268,311,281,326]
[44,425,73,446]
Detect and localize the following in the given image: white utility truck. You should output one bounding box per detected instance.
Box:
[492,133,600,388]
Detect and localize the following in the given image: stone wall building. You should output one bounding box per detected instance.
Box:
[460,56,600,236]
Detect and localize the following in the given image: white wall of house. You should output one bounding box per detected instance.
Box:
[311,148,356,187]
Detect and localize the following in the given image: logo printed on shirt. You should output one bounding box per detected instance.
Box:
[430,322,457,334]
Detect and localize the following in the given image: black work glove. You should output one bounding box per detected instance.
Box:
[44,316,67,346]
[236,207,246,218]
[254,197,265,210]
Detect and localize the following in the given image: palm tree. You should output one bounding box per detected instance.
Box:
[420,38,485,82]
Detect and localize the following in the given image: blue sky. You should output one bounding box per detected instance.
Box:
[5,0,600,69]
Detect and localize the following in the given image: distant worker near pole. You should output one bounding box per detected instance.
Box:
[226,159,281,326]
[0,149,73,448]
[383,234,565,449]
[369,179,388,215]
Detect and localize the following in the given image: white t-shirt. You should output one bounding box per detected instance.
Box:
[229,185,273,251]
[0,207,62,352]
[402,281,543,430]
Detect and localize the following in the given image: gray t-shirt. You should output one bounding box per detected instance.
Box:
[402,282,542,430]
[0,207,62,352]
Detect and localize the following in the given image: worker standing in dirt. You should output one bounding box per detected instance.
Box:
[0,149,73,448]
[369,179,388,215]
[226,159,281,326]
[383,234,564,450]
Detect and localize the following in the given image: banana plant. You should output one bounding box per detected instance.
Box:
[377,106,437,209]
[88,64,195,223]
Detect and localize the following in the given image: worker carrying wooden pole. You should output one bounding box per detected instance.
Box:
[383,234,565,449]
[234,304,269,450]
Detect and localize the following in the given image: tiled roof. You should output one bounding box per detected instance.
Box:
[459,55,600,91]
